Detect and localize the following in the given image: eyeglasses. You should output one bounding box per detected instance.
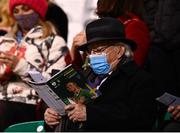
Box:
[88,45,110,54]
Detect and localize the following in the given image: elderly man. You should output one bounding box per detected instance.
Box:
[44,18,159,131]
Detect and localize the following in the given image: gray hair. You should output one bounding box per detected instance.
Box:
[115,42,134,64]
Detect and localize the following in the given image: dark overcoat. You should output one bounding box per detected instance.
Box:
[84,61,159,131]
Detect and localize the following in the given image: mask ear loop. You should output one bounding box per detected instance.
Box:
[82,56,89,70]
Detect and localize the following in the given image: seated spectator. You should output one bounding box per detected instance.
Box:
[71,0,150,67]
[144,0,180,131]
[0,0,71,131]
[160,105,180,131]
[44,17,159,131]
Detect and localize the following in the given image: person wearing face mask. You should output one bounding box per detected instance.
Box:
[0,0,71,131]
[44,17,160,131]
[70,0,150,69]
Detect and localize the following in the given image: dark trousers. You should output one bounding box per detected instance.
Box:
[162,120,180,131]
[0,100,36,131]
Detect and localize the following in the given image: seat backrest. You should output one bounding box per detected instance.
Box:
[4,120,45,132]
[152,112,172,131]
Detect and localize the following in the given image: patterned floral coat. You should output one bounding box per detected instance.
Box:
[0,26,71,104]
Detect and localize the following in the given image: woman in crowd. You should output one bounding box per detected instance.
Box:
[0,0,71,131]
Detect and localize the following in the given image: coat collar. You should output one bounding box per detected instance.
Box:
[98,60,139,93]
[103,60,139,84]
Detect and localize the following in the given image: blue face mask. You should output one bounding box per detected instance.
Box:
[89,54,111,75]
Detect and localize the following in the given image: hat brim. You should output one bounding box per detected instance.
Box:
[78,37,137,51]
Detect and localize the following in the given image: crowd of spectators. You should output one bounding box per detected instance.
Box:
[1,0,180,132]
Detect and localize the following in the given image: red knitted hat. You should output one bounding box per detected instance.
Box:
[9,0,48,20]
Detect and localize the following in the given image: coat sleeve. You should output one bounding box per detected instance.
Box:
[43,36,71,77]
[13,35,71,80]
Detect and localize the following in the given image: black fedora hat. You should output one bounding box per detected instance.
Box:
[78,17,137,51]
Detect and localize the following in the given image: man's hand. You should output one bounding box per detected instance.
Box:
[65,103,87,122]
[72,31,86,49]
[168,105,180,120]
[44,108,61,127]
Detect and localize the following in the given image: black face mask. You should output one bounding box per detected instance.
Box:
[14,12,39,31]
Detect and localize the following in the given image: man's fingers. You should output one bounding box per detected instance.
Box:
[168,106,175,113]
[44,113,61,120]
[174,112,180,120]
[44,108,61,120]
[44,108,61,126]
[172,106,180,118]
[67,109,76,118]
[44,116,60,126]
[46,108,59,116]
[65,104,75,111]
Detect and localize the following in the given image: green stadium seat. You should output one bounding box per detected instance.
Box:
[4,120,45,132]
